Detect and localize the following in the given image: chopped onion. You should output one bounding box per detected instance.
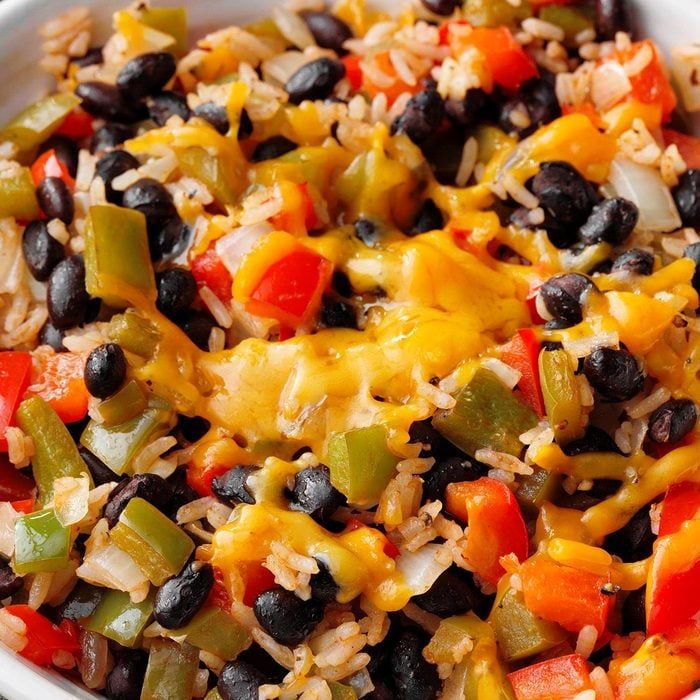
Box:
[395,544,451,596]
[52,474,90,526]
[0,503,19,559]
[607,157,682,232]
[670,45,700,113]
[262,51,309,86]
[215,222,274,277]
[591,62,632,112]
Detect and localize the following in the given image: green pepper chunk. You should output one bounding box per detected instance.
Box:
[111,498,194,586]
[1,93,80,152]
[329,682,358,700]
[176,606,250,659]
[17,397,91,504]
[464,0,532,27]
[0,167,39,220]
[80,396,174,475]
[539,349,585,445]
[97,380,149,426]
[539,5,594,45]
[432,369,538,457]
[204,691,223,700]
[84,205,156,308]
[107,310,161,359]
[489,585,567,662]
[84,589,154,648]
[139,7,188,55]
[141,639,199,700]
[14,509,71,575]
[517,467,561,515]
[177,147,238,206]
[327,425,398,506]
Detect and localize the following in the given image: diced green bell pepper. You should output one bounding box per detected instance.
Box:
[539,5,594,45]
[108,310,161,359]
[176,606,250,660]
[80,396,174,475]
[14,509,71,575]
[84,589,154,648]
[489,585,567,662]
[141,639,199,700]
[432,369,538,457]
[84,205,156,308]
[517,467,561,515]
[177,147,238,206]
[328,425,398,506]
[464,0,532,27]
[17,397,91,505]
[139,7,188,55]
[111,497,194,586]
[1,93,80,152]
[0,167,39,220]
[97,380,149,426]
[204,691,223,700]
[539,349,585,445]
[329,682,358,700]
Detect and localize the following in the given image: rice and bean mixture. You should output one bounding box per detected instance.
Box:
[0,0,698,697]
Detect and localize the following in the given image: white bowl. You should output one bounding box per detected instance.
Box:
[0,0,697,698]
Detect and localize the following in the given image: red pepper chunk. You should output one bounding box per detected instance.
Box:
[0,456,35,502]
[187,463,229,498]
[4,605,79,667]
[0,351,32,451]
[54,108,94,140]
[240,561,278,607]
[663,128,700,169]
[508,654,594,700]
[30,149,75,190]
[500,329,545,416]
[658,482,700,538]
[190,246,233,303]
[445,478,529,585]
[341,54,363,92]
[519,552,613,634]
[247,249,333,327]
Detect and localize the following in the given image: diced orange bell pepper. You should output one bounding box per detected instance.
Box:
[519,552,614,634]
[500,329,545,416]
[657,482,700,538]
[363,51,423,104]
[662,128,700,169]
[446,478,529,585]
[508,654,594,700]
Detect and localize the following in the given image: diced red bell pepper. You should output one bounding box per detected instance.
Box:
[4,605,79,667]
[362,51,423,104]
[662,128,700,169]
[54,108,94,140]
[0,456,35,502]
[30,149,75,190]
[342,54,363,92]
[247,248,333,327]
[186,463,230,498]
[519,552,614,634]
[191,246,233,303]
[508,654,594,700]
[500,329,545,416]
[208,566,232,611]
[240,561,278,606]
[10,498,35,514]
[658,482,700,538]
[446,478,529,585]
[0,351,32,452]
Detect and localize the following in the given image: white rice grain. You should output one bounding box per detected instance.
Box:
[455,136,478,187]
[199,286,233,329]
[522,18,565,42]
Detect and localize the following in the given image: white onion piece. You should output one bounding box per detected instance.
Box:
[215,222,274,277]
[670,45,700,113]
[52,474,90,526]
[608,157,682,232]
[0,502,19,559]
[395,544,450,596]
[262,51,309,87]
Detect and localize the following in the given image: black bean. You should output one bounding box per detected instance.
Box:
[150,217,191,262]
[500,78,561,139]
[39,320,66,352]
[239,108,254,140]
[177,414,211,443]
[0,562,23,599]
[22,220,65,282]
[47,255,90,329]
[59,581,104,620]
[116,52,177,99]
[648,398,697,444]
[193,101,230,135]
[288,466,344,521]
[579,197,639,245]
[177,309,217,350]
[583,347,645,403]
[237,647,288,684]
[79,445,121,486]
[611,248,654,276]
[683,241,700,292]
[445,88,495,129]
[90,123,136,154]
[410,199,444,235]
[409,419,461,460]
[166,468,201,518]
[675,170,700,228]
[539,273,594,328]
[74,47,104,68]
[391,89,445,145]
[354,218,380,247]
[156,268,198,319]
[389,629,440,700]
[251,135,298,162]
[104,473,173,528]
[212,466,257,506]
[420,126,466,186]
[218,660,267,700]
[423,457,481,503]
[153,560,213,629]
[75,81,146,123]
[36,177,74,225]
[285,57,345,105]
[622,586,646,633]
[320,299,357,329]
[96,150,141,204]
[310,559,339,604]
[332,270,353,297]
[122,178,177,234]
[146,90,191,127]
[605,507,654,562]
[300,11,353,54]
[38,135,79,177]
[84,343,127,399]
[420,0,459,15]
[414,567,481,618]
[596,0,632,40]
[563,427,619,456]
[105,650,148,700]
[364,683,394,700]
[254,589,324,646]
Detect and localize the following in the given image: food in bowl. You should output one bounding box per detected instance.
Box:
[0,0,698,697]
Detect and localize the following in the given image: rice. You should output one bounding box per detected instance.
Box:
[522,18,565,43]
[374,472,422,529]
[6,426,33,469]
[455,136,478,188]
[272,7,316,49]
[575,624,599,658]
[265,540,319,600]
[624,385,671,419]
[208,326,226,352]
[199,286,234,329]
[501,172,540,209]
[475,449,534,476]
